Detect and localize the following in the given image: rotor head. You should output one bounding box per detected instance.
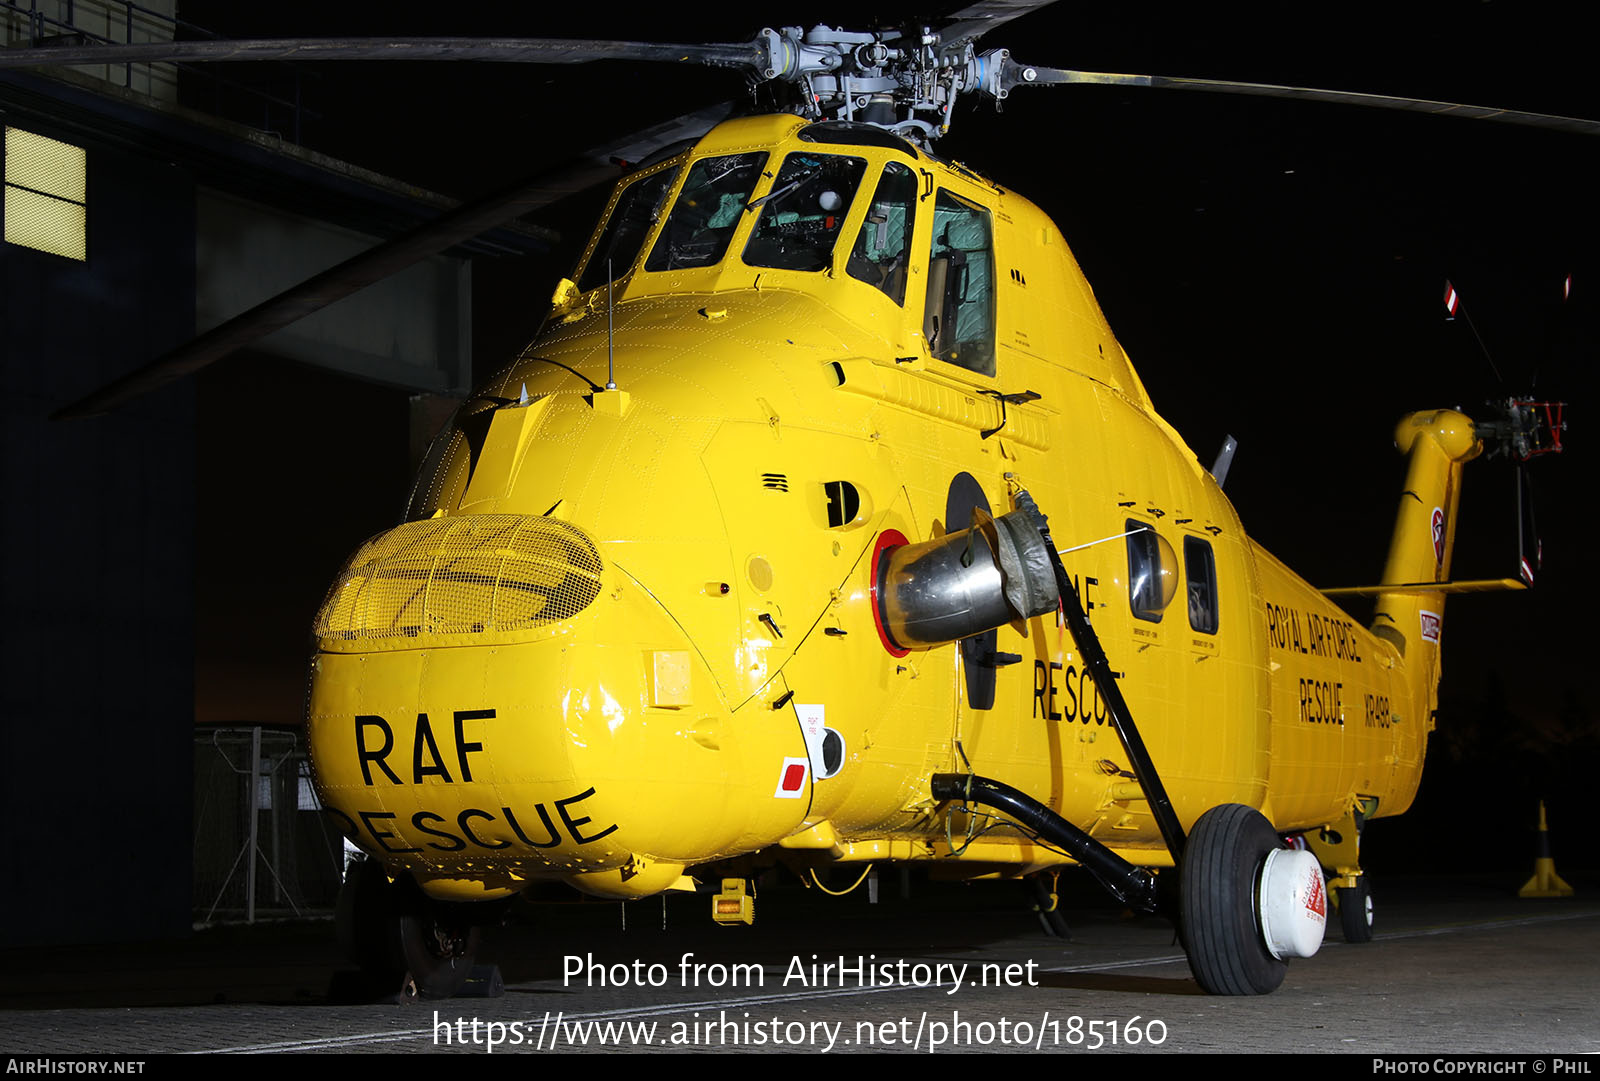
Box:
[753,24,1018,144]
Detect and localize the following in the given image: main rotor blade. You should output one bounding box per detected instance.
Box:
[0,36,763,71]
[53,102,735,420]
[1005,65,1600,137]
[940,0,1060,45]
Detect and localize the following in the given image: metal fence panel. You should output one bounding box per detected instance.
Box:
[193,727,345,922]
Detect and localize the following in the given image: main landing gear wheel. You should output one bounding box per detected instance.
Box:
[1337,876,1374,943]
[337,859,481,1001]
[1180,803,1288,996]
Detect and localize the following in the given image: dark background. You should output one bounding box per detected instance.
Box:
[174,0,1598,876]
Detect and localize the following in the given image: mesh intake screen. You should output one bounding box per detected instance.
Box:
[315,515,603,642]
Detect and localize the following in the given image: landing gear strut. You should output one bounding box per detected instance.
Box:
[1305,804,1375,944]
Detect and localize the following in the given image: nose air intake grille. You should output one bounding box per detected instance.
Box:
[314,514,603,643]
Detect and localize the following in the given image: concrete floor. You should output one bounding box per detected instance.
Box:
[2,873,1596,1055]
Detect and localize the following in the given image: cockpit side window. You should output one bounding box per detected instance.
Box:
[923,190,996,376]
[847,162,916,305]
[742,152,867,272]
[576,161,680,292]
[644,152,766,273]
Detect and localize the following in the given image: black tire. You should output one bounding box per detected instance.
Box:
[1337,877,1374,943]
[1180,803,1287,995]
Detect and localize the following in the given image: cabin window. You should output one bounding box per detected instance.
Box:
[923,190,995,376]
[645,152,766,273]
[576,160,680,291]
[742,152,867,272]
[1184,536,1220,634]
[847,162,916,304]
[1126,521,1167,624]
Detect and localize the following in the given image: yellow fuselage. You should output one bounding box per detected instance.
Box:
[306,115,1470,902]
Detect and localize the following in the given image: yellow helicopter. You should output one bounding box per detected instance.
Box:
[8,2,1579,999]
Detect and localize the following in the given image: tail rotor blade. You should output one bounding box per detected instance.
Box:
[1516,463,1543,587]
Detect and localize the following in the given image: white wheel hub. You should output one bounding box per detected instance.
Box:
[1257,848,1327,959]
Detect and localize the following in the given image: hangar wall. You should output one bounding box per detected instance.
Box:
[1,121,196,945]
[196,190,473,396]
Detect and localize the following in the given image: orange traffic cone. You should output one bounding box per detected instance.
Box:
[1518,801,1574,898]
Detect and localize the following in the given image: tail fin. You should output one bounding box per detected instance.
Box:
[1370,410,1483,720]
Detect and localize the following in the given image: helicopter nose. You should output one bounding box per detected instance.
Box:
[306,512,810,899]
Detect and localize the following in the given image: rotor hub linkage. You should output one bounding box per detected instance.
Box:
[1477,398,1566,461]
[754,25,1018,144]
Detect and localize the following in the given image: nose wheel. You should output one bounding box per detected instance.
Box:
[338,858,482,1001]
[396,910,481,1002]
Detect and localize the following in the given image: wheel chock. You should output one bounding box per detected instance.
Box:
[458,964,506,998]
[1518,801,1574,899]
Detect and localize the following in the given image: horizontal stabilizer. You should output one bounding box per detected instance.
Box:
[1320,578,1527,597]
